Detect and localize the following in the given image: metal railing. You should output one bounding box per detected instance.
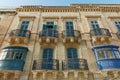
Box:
[9,29,31,39]
[39,30,58,38]
[90,28,111,37]
[62,58,89,70]
[32,59,59,70]
[62,30,81,38]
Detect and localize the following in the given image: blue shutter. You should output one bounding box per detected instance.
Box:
[19,21,29,37]
[90,20,102,35]
[115,21,120,31]
[42,48,53,69]
[65,21,74,36]
[67,48,79,69]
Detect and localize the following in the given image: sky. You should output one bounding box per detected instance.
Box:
[0,0,120,8]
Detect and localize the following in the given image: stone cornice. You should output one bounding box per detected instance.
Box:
[16,4,120,12]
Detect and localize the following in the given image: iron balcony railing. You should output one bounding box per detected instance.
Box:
[39,30,58,38]
[62,30,81,38]
[9,29,31,39]
[62,58,89,70]
[116,31,120,39]
[90,28,111,37]
[32,59,59,70]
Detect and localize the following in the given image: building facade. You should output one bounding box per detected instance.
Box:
[0,4,120,80]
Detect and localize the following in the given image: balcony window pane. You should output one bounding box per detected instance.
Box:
[6,51,14,59]
[106,48,115,58]
[114,51,120,58]
[15,53,23,59]
[97,50,105,59]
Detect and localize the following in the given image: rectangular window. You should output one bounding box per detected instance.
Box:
[65,21,74,30]
[5,51,14,59]
[90,20,102,35]
[42,48,53,69]
[106,48,115,58]
[114,21,120,31]
[65,21,74,37]
[97,49,105,60]
[67,48,79,69]
[19,21,30,37]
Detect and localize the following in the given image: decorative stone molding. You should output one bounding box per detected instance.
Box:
[16,4,120,12]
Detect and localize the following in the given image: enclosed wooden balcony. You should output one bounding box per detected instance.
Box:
[90,28,111,45]
[39,30,58,44]
[32,59,59,70]
[8,29,31,45]
[62,30,81,44]
[62,59,89,70]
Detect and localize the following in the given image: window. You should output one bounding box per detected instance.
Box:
[65,21,74,37]
[20,21,29,30]
[6,51,14,59]
[67,48,79,69]
[90,20,102,35]
[15,53,23,59]
[42,48,53,59]
[0,46,28,60]
[114,21,120,31]
[97,49,105,59]
[65,21,74,30]
[41,21,57,37]
[42,48,53,69]
[93,45,120,60]
[67,48,78,59]
[19,21,30,37]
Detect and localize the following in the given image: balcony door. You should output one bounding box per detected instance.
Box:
[19,21,29,37]
[65,21,74,37]
[67,48,79,69]
[42,22,57,37]
[42,48,53,69]
[90,20,102,35]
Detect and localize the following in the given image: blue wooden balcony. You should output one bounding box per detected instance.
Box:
[32,59,59,70]
[0,59,24,71]
[97,59,120,70]
[92,45,120,70]
[62,59,89,70]
[39,30,58,38]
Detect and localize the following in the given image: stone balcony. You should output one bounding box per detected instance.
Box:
[62,30,81,44]
[90,28,111,45]
[8,29,31,45]
[39,30,58,45]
